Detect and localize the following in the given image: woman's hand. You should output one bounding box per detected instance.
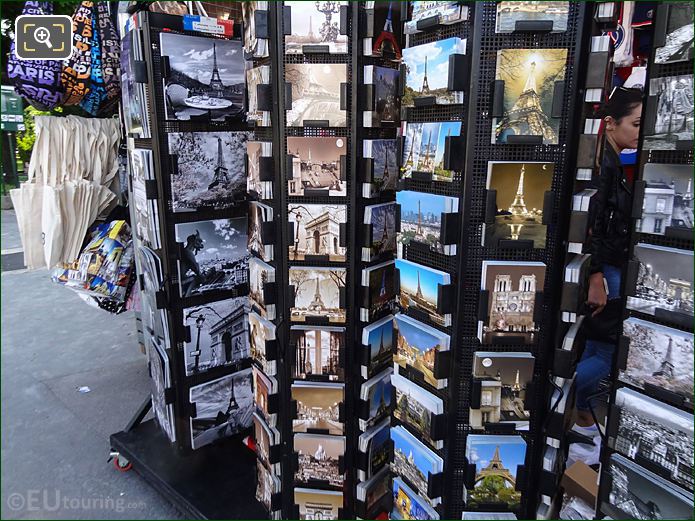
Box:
[587,272,607,317]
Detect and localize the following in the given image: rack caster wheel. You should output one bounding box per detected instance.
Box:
[112,453,133,472]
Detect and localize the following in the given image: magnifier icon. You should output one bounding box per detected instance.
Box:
[33,26,52,48]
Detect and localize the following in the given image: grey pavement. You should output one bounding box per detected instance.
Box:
[2,210,22,251]
[1,210,182,519]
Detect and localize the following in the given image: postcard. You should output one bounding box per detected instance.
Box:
[253,365,278,427]
[175,218,249,298]
[168,131,249,212]
[256,460,281,513]
[394,313,450,389]
[160,33,245,121]
[626,243,693,318]
[470,352,535,430]
[295,488,343,520]
[637,164,694,236]
[289,204,347,261]
[397,190,459,254]
[248,201,274,262]
[249,257,275,320]
[362,315,396,379]
[182,297,249,376]
[286,63,347,127]
[620,317,693,405]
[392,372,444,449]
[289,267,346,323]
[361,260,396,321]
[401,121,463,182]
[363,139,399,196]
[464,434,526,509]
[391,476,440,520]
[492,48,568,144]
[356,466,391,514]
[285,1,348,54]
[392,425,444,503]
[403,37,466,105]
[478,260,546,344]
[655,3,694,64]
[396,259,452,327]
[364,65,400,127]
[496,2,569,33]
[643,74,694,150]
[358,418,391,481]
[247,65,271,126]
[360,368,394,431]
[249,311,277,376]
[254,411,280,469]
[364,1,402,57]
[405,1,467,34]
[294,433,345,488]
[247,140,273,200]
[485,162,553,248]
[130,149,160,249]
[189,368,254,450]
[363,202,398,261]
[146,339,176,443]
[288,137,346,196]
[242,1,269,58]
[291,326,345,381]
[292,381,344,435]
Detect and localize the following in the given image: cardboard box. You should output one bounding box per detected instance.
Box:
[561,461,599,509]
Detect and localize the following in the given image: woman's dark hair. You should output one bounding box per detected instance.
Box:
[601,87,643,121]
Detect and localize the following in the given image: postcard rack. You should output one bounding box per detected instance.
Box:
[595,2,695,518]
[111,10,266,518]
[453,3,591,519]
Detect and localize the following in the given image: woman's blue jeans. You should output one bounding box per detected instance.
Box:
[575,264,622,412]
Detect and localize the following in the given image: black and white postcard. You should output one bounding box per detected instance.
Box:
[247,140,273,200]
[627,243,693,318]
[248,201,274,262]
[493,48,568,144]
[130,149,161,249]
[137,246,170,348]
[287,137,346,197]
[254,411,280,472]
[292,381,344,435]
[183,297,249,376]
[253,365,278,427]
[160,33,245,121]
[363,202,397,262]
[637,163,694,236]
[285,1,348,54]
[644,74,694,150]
[402,37,466,105]
[189,367,254,450]
[291,326,345,382]
[397,190,459,254]
[607,453,694,520]
[147,339,176,443]
[464,434,526,510]
[285,63,347,127]
[362,314,395,379]
[394,313,450,389]
[484,162,553,248]
[175,218,249,298]
[401,121,463,182]
[288,204,347,261]
[168,131,249,212]
[249,311,277,376]
[295,488,343,520]
[613,387,694,491]
[249,256,276,320]
[363,139,399,197]
[256,460,281,514]
[396,259,451,327]
[363,65,400,127]
[289,267,346,323]
[496,2,569,33]
[655,3,693,64]
[620,317,693,405]
[294,433,345,488]
[392,372,444,450]
[361,260,396,322]
[479,261,546,344]
[470,352,534,430]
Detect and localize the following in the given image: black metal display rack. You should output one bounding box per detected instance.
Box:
[595,2,695,517]
[110,4,604,520]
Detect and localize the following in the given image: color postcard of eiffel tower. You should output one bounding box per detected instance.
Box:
[493,48,567,144]
[402,37,466,106]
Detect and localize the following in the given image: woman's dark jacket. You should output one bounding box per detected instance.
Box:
[587,143,633,275]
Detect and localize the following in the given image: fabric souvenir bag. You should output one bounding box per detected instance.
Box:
[79,3,106,115]
[6,1,64,109]
[96,1,121,113]
[61,1,94,106]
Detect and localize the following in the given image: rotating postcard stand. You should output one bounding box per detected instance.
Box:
[110,10,270,519]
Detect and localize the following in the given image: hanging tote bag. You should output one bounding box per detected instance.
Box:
[6,1,64,109]
[61,1,94,106]
[96,1,121,114]
[79,3,106,115]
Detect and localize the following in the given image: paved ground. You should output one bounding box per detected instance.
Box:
[1,210,181,519]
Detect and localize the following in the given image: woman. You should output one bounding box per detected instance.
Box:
[568,87,643,466]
